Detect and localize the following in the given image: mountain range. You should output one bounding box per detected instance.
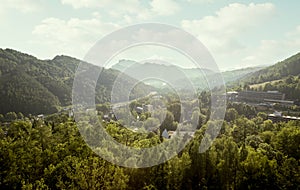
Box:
[1,48,300,115]
[111,60,263,89]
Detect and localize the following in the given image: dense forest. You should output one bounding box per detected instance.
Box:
[0,49,151,115]
[0,94,299,189]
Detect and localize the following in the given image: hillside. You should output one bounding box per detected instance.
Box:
[0,70,60,114]
[240,52,300,84]
[248,75,300,101]
[238,52,300,100]
[0,49,152,115]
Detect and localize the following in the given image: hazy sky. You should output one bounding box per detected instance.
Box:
[1,0,300,70]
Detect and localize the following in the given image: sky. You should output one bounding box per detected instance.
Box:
[1,0,300,71]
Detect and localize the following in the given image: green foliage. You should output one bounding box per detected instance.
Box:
[273,124,300,159]
[239,52,300,100]
[0,111,300,189]
[160,111,177,131]
[241,52,300,85]
[225,108,238,122]
[0,48,152,115]
[227,102,256,118]
[0,71,59,114]
[167,102,181,122]
[255,75,300,100]
[0,118,129,189]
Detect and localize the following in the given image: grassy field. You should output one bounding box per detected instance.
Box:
[249,79,283,89]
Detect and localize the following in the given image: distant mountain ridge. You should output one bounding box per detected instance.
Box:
[0,49,152,115]
[111,60,263,89]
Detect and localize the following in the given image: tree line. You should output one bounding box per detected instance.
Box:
[0,102,299,189]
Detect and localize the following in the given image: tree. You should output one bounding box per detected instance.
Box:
[262,120,273,131]
[5,112,17,121]
[274,124,300,159]
[238,147,278,189]
[160,111,177,131]
[143,118,160,131]
[277,157,300,189]
[257,112,267,120]
[214,137,239,190]
[17,112,24,120]
[225,108,238,122]
[96,103,110,115]
[0,114,4,122]
[191,110,206,129]
[167,103,181,122]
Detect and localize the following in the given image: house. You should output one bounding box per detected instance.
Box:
[226,91,238,101]
[103,114,110,121]
[135,106,143,114]
[37,114,44,119]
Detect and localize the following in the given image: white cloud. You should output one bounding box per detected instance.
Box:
[150,0,180,16]
[180,3,278,70]
[0,0,42,21]
[1,0,42,13]
[181,3,275,54]
[186,0,214,4]
[32,17,120,59]
[240,26,300,68]
[61,0,99,9]
[61,0,180,22]
[286,25,300,40]
[62,0,150,22]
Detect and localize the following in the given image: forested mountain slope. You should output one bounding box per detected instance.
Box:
[237,52,300,100]
[0,49,151,114]
[240,52,300,84]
